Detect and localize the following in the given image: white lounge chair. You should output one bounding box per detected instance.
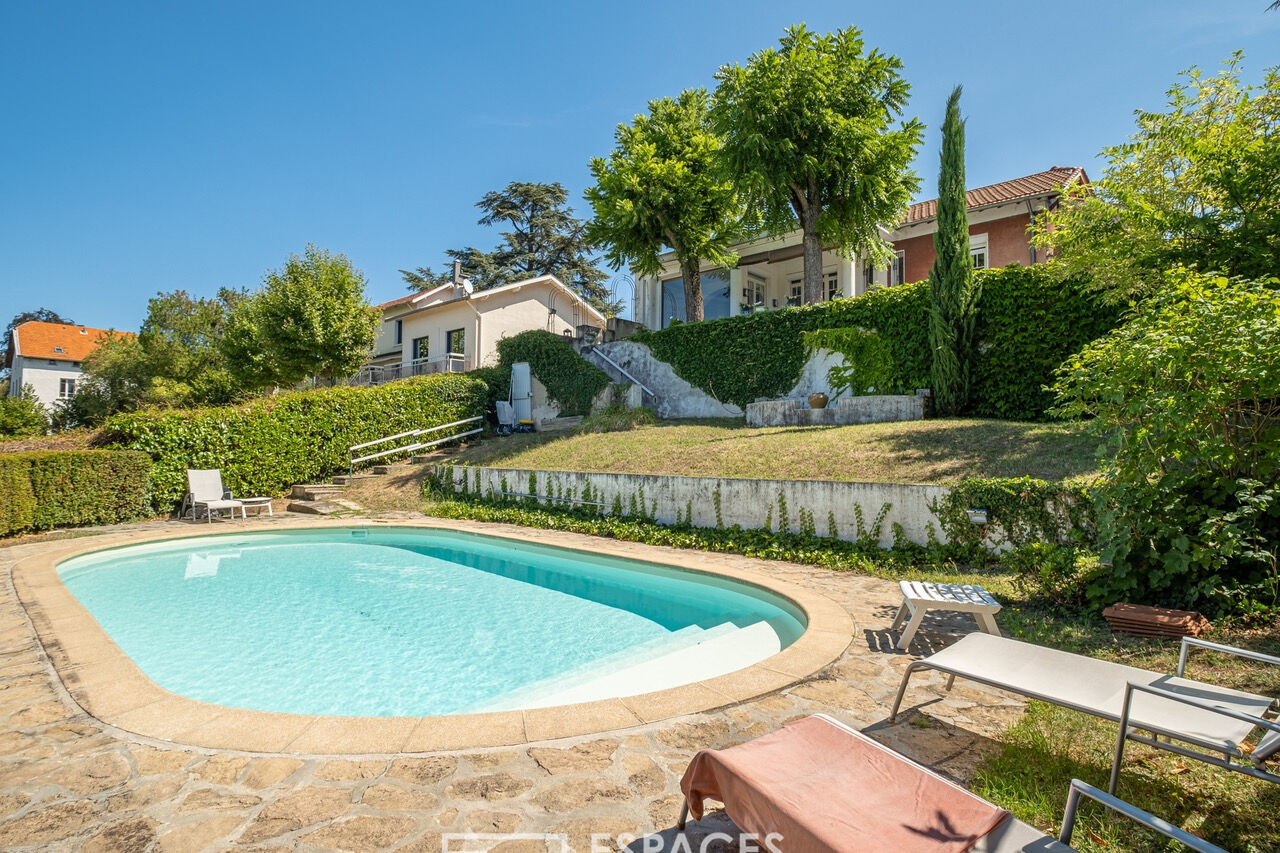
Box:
[676,713,1224,851]
[182,469,245,523]
[890,633,1280,793]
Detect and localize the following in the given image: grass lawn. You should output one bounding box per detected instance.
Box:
[444,418,1100,484]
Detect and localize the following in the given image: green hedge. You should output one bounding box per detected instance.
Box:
[104,373,487,509]
[476,330,610,417]
[0,450,153,536]
[632,264,1116,419]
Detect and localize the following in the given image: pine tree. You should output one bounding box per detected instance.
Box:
[927,86,980,415]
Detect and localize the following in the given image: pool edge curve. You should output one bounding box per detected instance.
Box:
[12,517,854,755]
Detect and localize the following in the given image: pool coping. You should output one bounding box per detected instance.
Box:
[11,517,853,755]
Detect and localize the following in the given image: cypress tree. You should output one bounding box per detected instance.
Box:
[928,86,980,416]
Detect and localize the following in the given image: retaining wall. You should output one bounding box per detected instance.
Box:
[444,464,949,548]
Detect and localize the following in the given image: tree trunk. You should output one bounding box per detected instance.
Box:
[801,207,824,305]
[682,262,704,322]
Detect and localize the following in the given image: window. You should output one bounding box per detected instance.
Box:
[660,270,731,327]
[888,251,906,287]
[825,270,841,301]
[862,259,877,290]
[59,378,76,399]
[970,234,989,270]
[411,335,429,361]
[787,279,803,307]
[394,319,403,345]
[446,328,465,354]
[742,272,766,313]
[53,346,65,353]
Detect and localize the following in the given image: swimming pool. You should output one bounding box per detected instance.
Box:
[56,527,806,717]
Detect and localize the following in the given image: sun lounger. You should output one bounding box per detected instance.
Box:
[182,469,245,523]
[676,714,1223,851]
[890,633,1280,793]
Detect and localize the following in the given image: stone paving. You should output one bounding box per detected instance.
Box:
[0,515,1025,852]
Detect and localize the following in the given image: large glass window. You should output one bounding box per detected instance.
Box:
[446,328,466,354]
[661,270,731,327]
[411,335,429,360]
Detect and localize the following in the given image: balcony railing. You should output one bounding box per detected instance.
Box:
[350,353,466,386]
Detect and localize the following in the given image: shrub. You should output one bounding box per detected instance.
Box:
[1000,543,1100,608]
[104,373,487,509]
[632,264,1115,419]
[801,327,901,396]
[933,476,1096,552]
[0,450,153,536]
[492,330,610,416]
[0,387,48,438]
[578,403,659,433]
[1053,271,1280,615]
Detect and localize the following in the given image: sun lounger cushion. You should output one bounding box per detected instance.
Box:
[912,633,1272,754]
[680,714,1010,852]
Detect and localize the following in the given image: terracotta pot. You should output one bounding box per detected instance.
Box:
[808,392,829,409]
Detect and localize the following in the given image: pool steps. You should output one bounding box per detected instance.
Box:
[470,619,783,712]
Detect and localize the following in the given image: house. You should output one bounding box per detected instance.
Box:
[357,274,607,384]
[4,321,132,409]
[633,166,1088,329]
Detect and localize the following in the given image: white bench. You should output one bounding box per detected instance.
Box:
[891,581,1002,650]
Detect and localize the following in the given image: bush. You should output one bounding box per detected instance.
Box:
[493,330,610,416]
[801,327,901,396]
[632,264,1116,419]
[0,450,153,536]
[0,389,48,438]
[104,373,487,509]
[578,403,659,433]
[933,476,1096,553]
[1000,543,1100,608]
[1053,271,1280,615]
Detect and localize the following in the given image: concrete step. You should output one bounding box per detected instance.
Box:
[538,416,583,433]
[290,484,345,500]
[371,462,415,474]
[286,499,345,515]
[330,474,376,486]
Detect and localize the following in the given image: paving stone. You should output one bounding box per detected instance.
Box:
[108,775,184,812]
[655,719,731,751]
[177,788,264,815]
[360,783,440,811]
[648,794,685,827]
[43,750,132,796]
[623,754,665,796]
[788,679,879,713]
[82,814,160,853]
[10,701,72,727]
[237,785,351,842]
[191,754,250,785]
[448,772,534,801]
[464,809,523,833]
[387,756,458,786]
[130,744,193,775]
[315,759,387,781]
[157,815,246,853]
[550,817,642,853]
[0,799,101,846]
[528,739,618,775]
[300,814,416,851]
[531,778,633,813]
[241,757,303,789]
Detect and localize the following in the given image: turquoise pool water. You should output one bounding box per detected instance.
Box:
[56,527,805,717]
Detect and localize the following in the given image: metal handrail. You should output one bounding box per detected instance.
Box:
[348,416,482,472]
[586,348,657,400]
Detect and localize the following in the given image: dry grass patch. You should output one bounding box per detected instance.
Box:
[445,418,1099,484]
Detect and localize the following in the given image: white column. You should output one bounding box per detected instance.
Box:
[728,268,744,314]
[838,256,857,299]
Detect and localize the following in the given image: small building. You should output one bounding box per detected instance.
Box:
[357,275,607,384]
[633,166,1088,329]
[4,321,131,410]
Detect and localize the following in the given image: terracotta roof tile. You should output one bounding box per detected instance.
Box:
[905,166,1087,224]
[375,292,419,310]
[11,322,134,363]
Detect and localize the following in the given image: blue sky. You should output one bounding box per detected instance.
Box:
[2,1,1277,328]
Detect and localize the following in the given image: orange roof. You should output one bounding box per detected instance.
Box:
[375,292,419,310]
[905,166,1087,224]
[10,321,135,363]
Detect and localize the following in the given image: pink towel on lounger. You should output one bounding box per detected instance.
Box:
[679,715,1009,853]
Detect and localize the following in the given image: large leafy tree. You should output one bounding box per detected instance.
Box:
[223,245,380,389]
[402,182,622,315]
[927,86,980,416]
[711,24,923,304]
[585,89,741,323]
[1034,54,1280,304]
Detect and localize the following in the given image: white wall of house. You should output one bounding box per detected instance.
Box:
[8,357,83,410]
[391,279,597,371]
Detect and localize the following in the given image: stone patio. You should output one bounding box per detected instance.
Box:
[0,514,1025,852]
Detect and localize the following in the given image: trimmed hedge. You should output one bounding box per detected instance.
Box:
[494,330,610,416]
[0,450,153,536]
[632,264,1116,420]
[104,373,487,509]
